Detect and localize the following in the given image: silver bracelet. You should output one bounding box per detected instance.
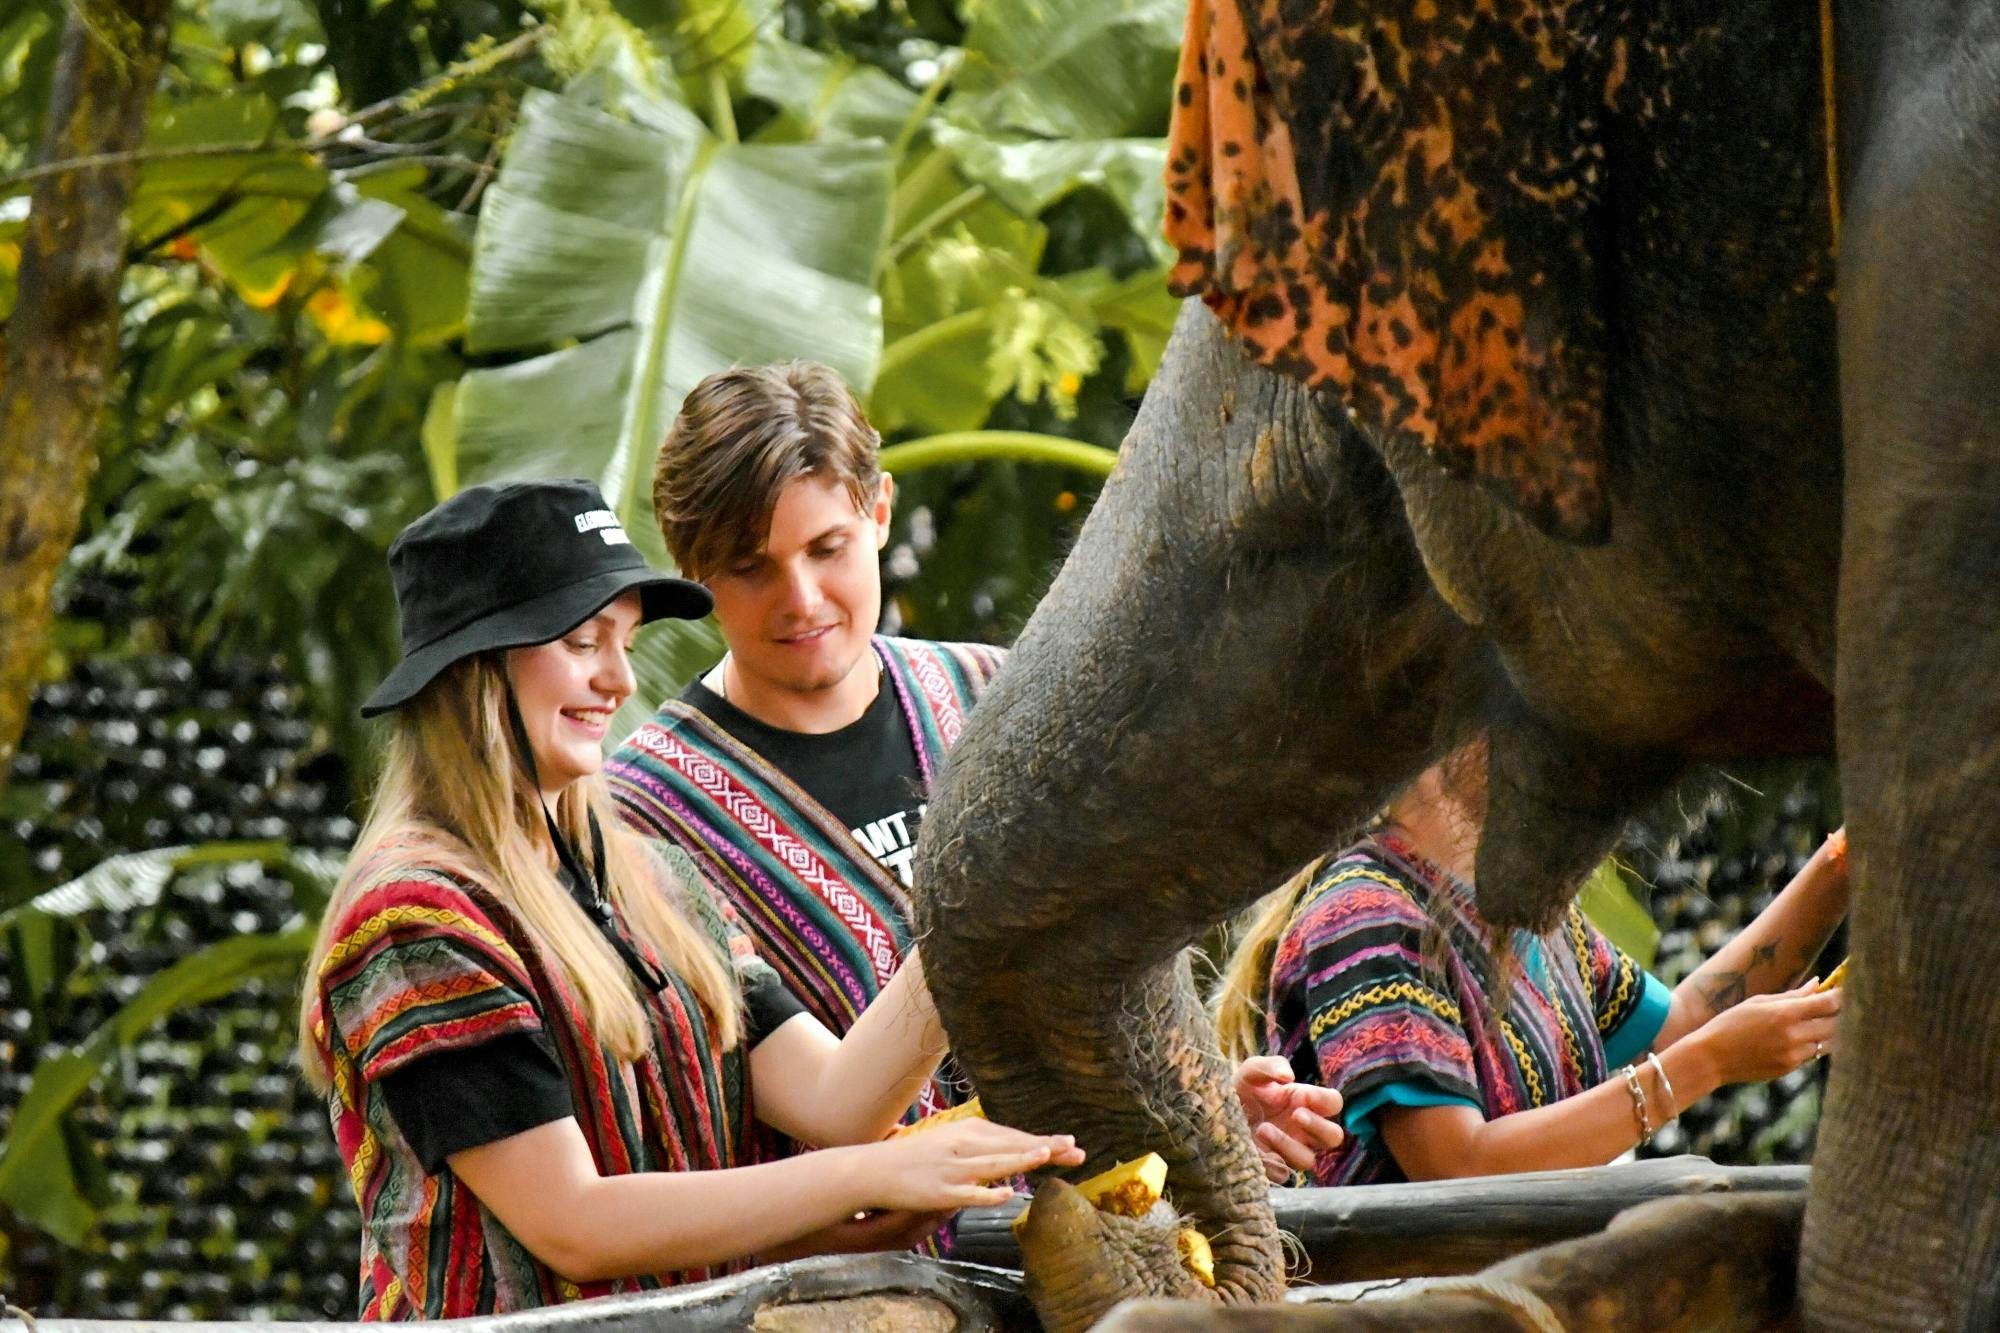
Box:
[1645,1052,1679,1122]
[1620,1063,1653,1143]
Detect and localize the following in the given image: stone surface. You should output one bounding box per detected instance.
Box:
[753,1293,960,1332]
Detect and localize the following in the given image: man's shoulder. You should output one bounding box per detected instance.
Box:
[878,633,1007,661]
[604,697,728,789]
[875,635,1007,685]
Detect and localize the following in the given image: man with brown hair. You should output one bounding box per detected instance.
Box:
[605,362,1343,1209]
[605,362,1002,1145]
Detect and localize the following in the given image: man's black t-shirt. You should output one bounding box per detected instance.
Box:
[681,673,927,887]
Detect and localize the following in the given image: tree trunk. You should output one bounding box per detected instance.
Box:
[0,0,174,790]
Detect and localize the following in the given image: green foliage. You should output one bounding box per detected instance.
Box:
[0,924,317,1245]
[955,0,1182,140]
[426,0,1173,713]
[0,844,338,1242]
[0,842,340,930]
[1577,860,1659,969]
[451,83,891,501]
[8,0,1179,1259]
[9,0,550,765]
[0,0,66,173]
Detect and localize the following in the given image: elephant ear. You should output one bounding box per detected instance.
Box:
[1164,0,1615,543]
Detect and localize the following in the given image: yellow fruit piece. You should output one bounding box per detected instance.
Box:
[893,1096,984,1136]
[1818,959,1849,991]
[1077,1153,1169,1219]
[1178,1229,1215,1287]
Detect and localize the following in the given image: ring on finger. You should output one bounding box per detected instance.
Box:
[1813,1040,1825,1059]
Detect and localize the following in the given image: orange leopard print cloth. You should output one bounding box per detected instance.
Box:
[1165,0,1618,541]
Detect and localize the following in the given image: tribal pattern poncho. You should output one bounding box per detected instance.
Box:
[1267,830,1671,1185]
[604,636,1003,1123]
[306,835,767,1319]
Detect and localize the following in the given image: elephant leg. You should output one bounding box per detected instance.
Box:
[915,304,1486,1327]
[1811,24,2000,1329]
[1009,955,1270,1332]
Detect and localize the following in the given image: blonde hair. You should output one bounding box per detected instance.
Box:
[298,654,741,1091]
[1212,855,1332,1065]
[653,361,882,580]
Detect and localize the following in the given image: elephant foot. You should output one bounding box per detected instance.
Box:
[1094,1190,1804,1332]
[1015,1178,1233,1333]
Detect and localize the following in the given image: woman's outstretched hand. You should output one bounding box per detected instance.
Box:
[1692,980,1844,1085]
[857,1120,1084,1213]
[1233,1054,1345,1183]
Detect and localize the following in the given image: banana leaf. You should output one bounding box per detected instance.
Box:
[1578,860,1661,969]
[928,123,1169,261]
[743,36,921,145]
[0,925,316,1245]
[0,842,343,931]
[610,0,776,105]
[452,82,890,514]
[955,0,1186,141]
[441,73,892,709]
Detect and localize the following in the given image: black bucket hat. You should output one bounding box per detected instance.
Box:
[362,478,711,717]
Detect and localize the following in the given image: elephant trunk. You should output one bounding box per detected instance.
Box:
[914,303,1483,1327]
[1476,702,1681,932]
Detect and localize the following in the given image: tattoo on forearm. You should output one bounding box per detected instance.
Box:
[1699,971,1749,1013]
[1697,942,1778,1015]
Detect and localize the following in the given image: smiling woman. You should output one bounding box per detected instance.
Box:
[506,597,645,798]
[292,476,1084,1320]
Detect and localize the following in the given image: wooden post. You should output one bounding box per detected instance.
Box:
[0,0,175,789]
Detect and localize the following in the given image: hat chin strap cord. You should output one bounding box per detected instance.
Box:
[504,682,671,994]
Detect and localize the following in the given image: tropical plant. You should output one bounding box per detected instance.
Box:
[0,843,338,1246]
[1,0,556,770]
[0,0,1185,1266]
[429,0,1179,734]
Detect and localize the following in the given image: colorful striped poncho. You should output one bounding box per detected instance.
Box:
[306,833,765,1319]
[604,636,1003,1125]
[1267,830,1671,1185]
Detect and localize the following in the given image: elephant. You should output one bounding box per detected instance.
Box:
[911,0,1999,1329]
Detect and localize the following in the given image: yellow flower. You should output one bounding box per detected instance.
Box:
[306,285,391,345]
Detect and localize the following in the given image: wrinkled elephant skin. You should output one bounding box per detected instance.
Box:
[914,1,2000,1330]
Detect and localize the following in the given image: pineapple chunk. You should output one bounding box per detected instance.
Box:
[1177,1229,1215,1287]
[1077,1153,1169,1218]
[892,1097,985,1136]
[1818,959,1849,992]
[1011,1154,1212,1286]
[1008,1153,1170,1236]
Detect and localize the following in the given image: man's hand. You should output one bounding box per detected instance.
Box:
[1232,1054,1344,1184]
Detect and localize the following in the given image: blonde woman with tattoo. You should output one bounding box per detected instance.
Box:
[1215,741,1851,1184]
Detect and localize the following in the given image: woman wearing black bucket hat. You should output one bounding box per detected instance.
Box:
[296,479,1082,1319]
